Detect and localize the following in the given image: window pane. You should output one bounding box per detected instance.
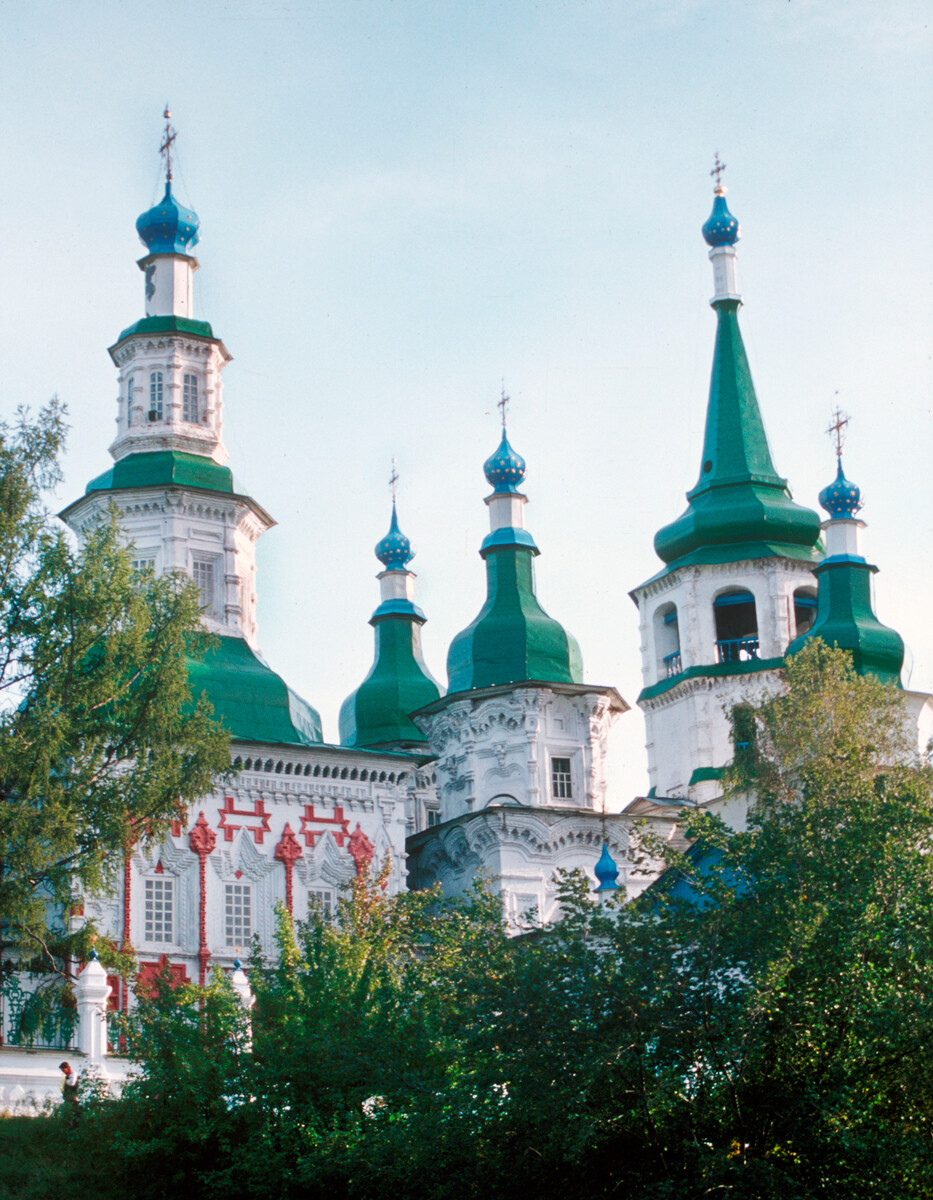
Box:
[149,372,163,420]
[144,877,174,942]
[551,757,572,799]
[183,373,198,422]
[224,882,252,947]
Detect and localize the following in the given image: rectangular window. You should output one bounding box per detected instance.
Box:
[551,757,573,799]
[144,878,174,943]
[131,555,155,573]
[192,558,215,611]
[126,376,134,426]
[149,372,163,420]
[309,888,334,917]
[426,809,442,828]
[182,373,198,422]
[225,883,252,947]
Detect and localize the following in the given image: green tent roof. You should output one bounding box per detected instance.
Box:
[188,635,323,744]
[652,299,821,576]
[113,315,215,344]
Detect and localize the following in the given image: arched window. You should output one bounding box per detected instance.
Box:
[654,602,681,678]
[183,373,198,422]
[126,376,134,426]
[714,590,759,662]
[149,372,163,421]
[794,587,818,637]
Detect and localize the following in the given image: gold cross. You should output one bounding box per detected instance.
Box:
[159,105,177,183]
[497,382,509,429]
[826,403,850,458]
[389,458,399,505]
[710,152,726,192]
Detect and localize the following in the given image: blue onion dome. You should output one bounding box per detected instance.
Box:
[483,429,527,493]
[375,504,414,569]
[594,844,620,892]
[136,181,200,255]
[819,458,863,519]
[702,190,740,247]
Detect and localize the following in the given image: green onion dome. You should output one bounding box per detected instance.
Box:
[446,433,583,693]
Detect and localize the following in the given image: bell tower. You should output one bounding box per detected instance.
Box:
[630,165,821,803]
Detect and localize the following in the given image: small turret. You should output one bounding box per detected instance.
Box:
[446,395,583,692]
[787,412,904,685]
[340,471,443,751]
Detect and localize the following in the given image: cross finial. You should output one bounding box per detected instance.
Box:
[497,381,509,430]
[710,152,726,193]
[389,457,399,505]
[826,400,850,459]
[159,105,177,183]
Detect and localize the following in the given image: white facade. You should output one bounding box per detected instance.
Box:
[632,556,818,802]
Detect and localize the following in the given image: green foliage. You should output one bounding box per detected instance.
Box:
[0,400,230,965]
[61,641,933,1197]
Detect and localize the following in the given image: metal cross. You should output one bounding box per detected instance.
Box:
[389,458,399,505]
[710,152,726,191]
[159,105,177,183]
[826,403,850,458]
[497,383,509,429]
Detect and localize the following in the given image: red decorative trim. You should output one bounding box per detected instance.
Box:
[69,901,84,918]
[189,812,216,986]
[154,859,164,874]
[274,823,303,916]
[136,955,190,998]
[218,794,271,844]
[347,823,375,876]
[122,851,133,952]
[298,804,351,848]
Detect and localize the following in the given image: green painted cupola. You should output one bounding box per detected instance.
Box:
[787,441,904,685]
[652,184,821,575]
[339,498,443,750]
[446,412,583,692]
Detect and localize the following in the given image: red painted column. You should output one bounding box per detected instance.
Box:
[274,823,302,916]
[188,812,217,986]
[121,850,133,952]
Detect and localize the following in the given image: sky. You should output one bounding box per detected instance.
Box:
[0,0,930,805]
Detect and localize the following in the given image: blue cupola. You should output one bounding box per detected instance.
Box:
[375,504,414,570]
[702,190,740,247]
[594,844,621,893]
[818,459,862,519]
[136,181,200,255]
[483,430,527,494]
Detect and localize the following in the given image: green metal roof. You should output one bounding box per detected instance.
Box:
[339,613,443,751]
[637,656,785,704]
[652,299,821,576]
[113,315,215,344]
[85,450,235,496]
[188,635,323,744]
[786,557,904,686]
[447,544,583,692]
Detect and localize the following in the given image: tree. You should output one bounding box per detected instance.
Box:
[0,401,230,969]
[66,641,933,1200]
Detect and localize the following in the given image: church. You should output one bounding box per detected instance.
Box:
[18,124,933,1020]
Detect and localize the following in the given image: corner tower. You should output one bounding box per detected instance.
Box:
[60,113,322,745]
[407,399,628,921]
[630,169,821,803]
[787,418,904,684]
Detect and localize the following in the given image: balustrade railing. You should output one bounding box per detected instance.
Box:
[662,650,682,678]
[715,636,759,664]
[0,970,76,1050]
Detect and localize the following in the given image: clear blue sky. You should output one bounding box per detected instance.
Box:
[1,1,930,801]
